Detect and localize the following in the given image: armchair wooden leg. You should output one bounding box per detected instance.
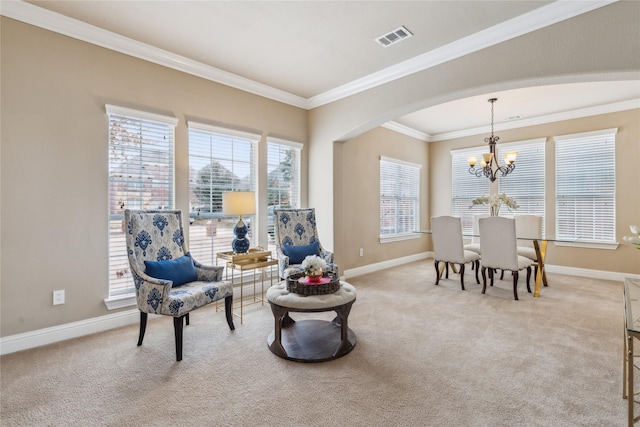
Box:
[185,313,190,326]
[434,260,441,286]
[512,271,519,301]
[526,267,532,294]
[224,295,235,330]
[174,315,184,361]
[459,264,466,291]
[137,311,147,347]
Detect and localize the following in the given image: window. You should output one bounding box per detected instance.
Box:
[498,138,546,232]
[188,123,258,265]
[452,140,545,234]
[555,128,617,244]
[379,156,421,241]
[267,137,302,252]
[451,146,489,234]
[107,105,177,298]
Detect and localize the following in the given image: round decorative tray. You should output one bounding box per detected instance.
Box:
[286,272,340,296]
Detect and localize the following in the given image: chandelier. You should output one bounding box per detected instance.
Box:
[467,98,517,182]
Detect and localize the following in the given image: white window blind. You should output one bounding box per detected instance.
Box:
[498,138,546,232]
[555,128,616,243]
[267,137,302,252]
[451,146,489,234]
[188,123,258,265]
[107,105,177,297]
[379,157,421,240]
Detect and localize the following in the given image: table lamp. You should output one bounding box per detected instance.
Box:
[222,191,256,253]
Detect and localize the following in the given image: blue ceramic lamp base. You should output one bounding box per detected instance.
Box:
[232,218,250,253]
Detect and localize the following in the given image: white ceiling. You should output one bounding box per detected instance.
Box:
[7,0,640,138]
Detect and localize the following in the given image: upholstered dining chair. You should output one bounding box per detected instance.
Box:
[125,209,235,361]
[464,213,488,256]
[479,216,532,300]
[431,216,480,290]
[273,208,338,279]
[515,214,543,275]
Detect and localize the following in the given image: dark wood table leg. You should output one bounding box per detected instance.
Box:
[267,301,356,362]
[333,302,353,356]
[268,303,289,358]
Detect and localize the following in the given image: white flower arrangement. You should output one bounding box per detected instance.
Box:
[471,193,519,216]
[624,225,640,251]
[301,255,327,276]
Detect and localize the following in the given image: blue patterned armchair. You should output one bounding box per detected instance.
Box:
[124,210,234,361]
[273,208,338,279]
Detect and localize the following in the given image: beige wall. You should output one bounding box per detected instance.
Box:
[0,18,307,336]
[337,109,640,276]
[428,109,640,276]
[339,127,429,269]
[309,0,640,263]
[2,1,640,341]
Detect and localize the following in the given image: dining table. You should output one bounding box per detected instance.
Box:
[414,230,573,298]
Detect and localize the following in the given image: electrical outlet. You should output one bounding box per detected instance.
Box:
[359,248,364,257]
[53,290,65,305]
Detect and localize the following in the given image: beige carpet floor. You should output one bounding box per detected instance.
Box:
[0,261,630,426]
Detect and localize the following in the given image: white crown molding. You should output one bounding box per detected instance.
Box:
[381,122,432,142]
[306,0,618,108]
[430,98,640,141]
[0,0,308,109]
[1,0,617,111]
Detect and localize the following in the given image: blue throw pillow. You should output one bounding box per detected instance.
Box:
[282,242,320,264]
[144,254,197,287]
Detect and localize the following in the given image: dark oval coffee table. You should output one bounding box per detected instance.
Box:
[266,280,356,362]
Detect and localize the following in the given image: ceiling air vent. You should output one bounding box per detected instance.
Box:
[375,26,413,47]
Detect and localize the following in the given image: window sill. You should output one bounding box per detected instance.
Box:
[104,294,136,310]
[553,241,619,250]
[379,233,421,244]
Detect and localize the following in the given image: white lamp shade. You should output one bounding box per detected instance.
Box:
[222,191,256,216]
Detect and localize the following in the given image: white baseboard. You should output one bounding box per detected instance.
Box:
[343,252,433,279]
[2,256,637,356]
[0,308,143,356]
[543,264,640,282]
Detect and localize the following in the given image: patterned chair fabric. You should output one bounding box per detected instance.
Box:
[273,208,338,279]
[125,209,234,361]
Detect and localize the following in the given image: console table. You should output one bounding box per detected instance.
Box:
[216,249,278,323]
[624,277,640,426]
[266,280,356,362]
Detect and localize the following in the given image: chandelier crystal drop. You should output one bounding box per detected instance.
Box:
[467,98,517,182]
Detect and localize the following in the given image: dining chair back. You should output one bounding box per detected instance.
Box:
[515,214,542,261]
[431,216,480,290]
[464,213,489,255]
[479,216,532,300]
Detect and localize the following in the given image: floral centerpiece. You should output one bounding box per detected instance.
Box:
[301,255,327,282]
[471,193,519,216]
[624,225,640,251]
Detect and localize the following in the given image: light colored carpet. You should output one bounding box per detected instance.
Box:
[0,261,630,426]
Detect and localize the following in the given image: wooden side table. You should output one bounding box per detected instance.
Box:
[216,249,278,323]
